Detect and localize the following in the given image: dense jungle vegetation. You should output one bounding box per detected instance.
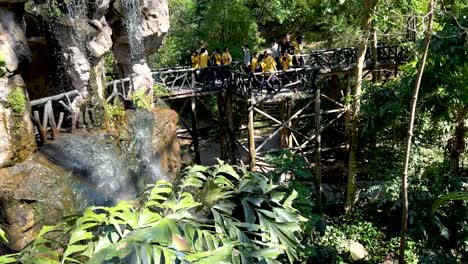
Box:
[1,0,467,263]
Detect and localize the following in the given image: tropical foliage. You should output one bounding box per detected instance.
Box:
[3,162,306,263]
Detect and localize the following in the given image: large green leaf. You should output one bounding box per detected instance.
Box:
[0,228,8,243]
[0,254,19,264]
[215,163,240,180]
[432,191,468,214]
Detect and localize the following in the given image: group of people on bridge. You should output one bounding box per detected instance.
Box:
[190,33,306,92]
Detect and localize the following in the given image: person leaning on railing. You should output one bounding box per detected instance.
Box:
[281,50,294,85]
[198,48,210,84]
[251,52,260,73]
[211,49,222,81]
[293,35,304,66]
[261,50,278,93]
[221,47,232,80]
[222,47,232,65]
[191,50,199,69]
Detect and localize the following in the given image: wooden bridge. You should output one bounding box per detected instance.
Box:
[29,44,406,171]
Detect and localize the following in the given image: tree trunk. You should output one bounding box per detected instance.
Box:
[345,73,351,165]
[248,95,256,171]
[345,0,379,216]
[315,86,322,212]
[449,106,468,174]
[371,20,379,83]
[399,1,435,263]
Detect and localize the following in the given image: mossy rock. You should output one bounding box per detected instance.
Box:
[131,87,152,110]
[0,51,6,77]
[6,87,27,116]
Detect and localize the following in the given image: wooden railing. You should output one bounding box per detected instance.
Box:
[30,90,81,143]
[231,67,318,98]
[302,44,406,70]
[30,44,406,142]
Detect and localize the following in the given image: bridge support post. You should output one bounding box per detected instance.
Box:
[191,97,201,164]
[217,92,228,160]
[280,99,293,149]
[248,95,256,171]
[225,91,237,164]
[315,86,322,212]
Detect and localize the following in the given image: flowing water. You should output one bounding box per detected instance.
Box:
[123,0,146,64]
[64,0,88,51]
[127,110,166,184]
[40,110,168,209]
[40,134,137,209]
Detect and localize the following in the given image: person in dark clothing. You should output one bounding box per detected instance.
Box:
[280,33,292,54]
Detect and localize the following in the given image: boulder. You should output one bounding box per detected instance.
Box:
[349,241,369,261]
[0,154,77,251]
[110,0,169,66]
[91,0,111,20]
[62,46,91,95]
[0,75,36,168]
[87,18,113,58]
[140,0,170,55]
[0,7,31,74]
[149,107,181,179]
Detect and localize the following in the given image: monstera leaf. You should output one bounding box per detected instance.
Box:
[180,161,307,263]
[432,191,468,214]
[13,164,305,264]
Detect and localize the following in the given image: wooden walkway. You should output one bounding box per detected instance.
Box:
[28,44,406,170]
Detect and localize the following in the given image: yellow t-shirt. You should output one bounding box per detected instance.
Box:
[294,42,303,55]
[199,52,208,69]
[191,54,199,69]
[214,53,222,65]
[222,52,232,65]
[281,54,293,70]
[262,56,277,72]
[251,57,258,72]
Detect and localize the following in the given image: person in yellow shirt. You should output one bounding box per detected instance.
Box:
[262,51,277,73]
[250,52,259,72]
[293,35,304,66]
[213,49,222,66]
[191,50,199,69]
[222,47,232,65]
[198,48,209,69]
[281,51,294,85]
[280,51,293,71]
[198,48,209,83]
[262,50,278,93]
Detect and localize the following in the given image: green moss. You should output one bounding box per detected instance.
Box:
[0,51,6,77]
[103,98,126,128]
[25,0,62,20]
[132,88,152,110]
[6,87,27,163]
[153,84,170,97]
[7,87,26,116]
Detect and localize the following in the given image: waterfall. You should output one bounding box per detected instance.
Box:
[65,0,88,51]
[123,0,146,65]
[39,110,169,210]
